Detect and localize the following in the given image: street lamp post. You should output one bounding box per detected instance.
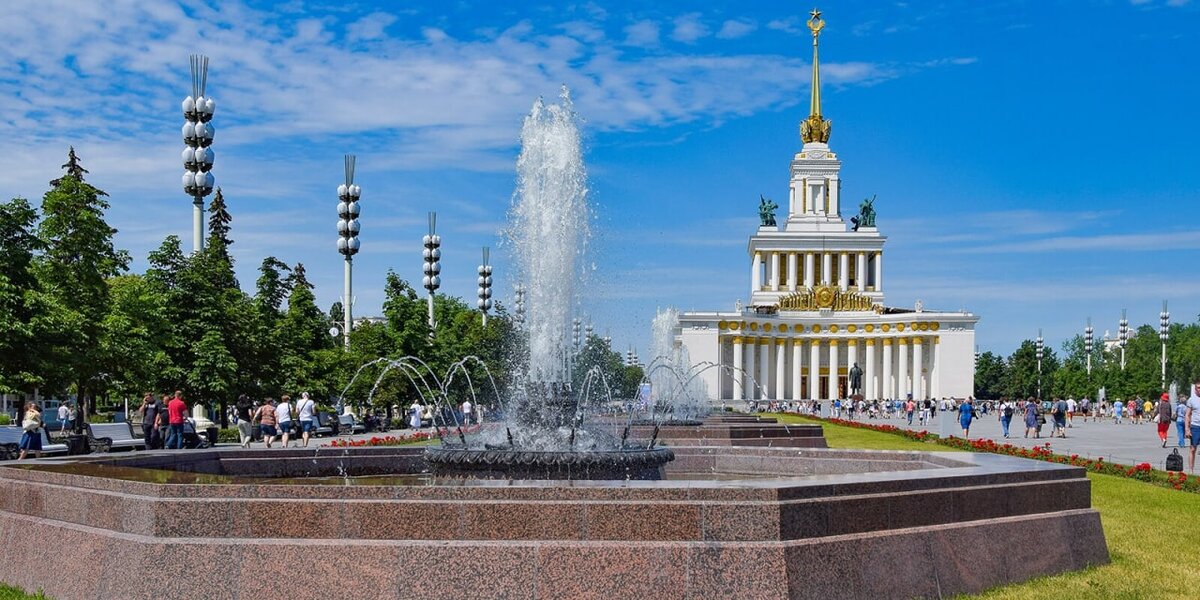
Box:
[1035,329,1044,400]
[477,247,493,326]
[181,54,215,254]
[1118,309,1129,370]
[422,212,441,331]
[336,155,361,350]
[513,285,526,330]
[1159,300,1170,390]
[1084,317,1094,377]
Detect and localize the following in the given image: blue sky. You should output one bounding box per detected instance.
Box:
[1,0,1198,358]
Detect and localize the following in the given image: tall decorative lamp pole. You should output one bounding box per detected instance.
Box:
[1118,309,1129,370]
[1035,330,1044,400]
[181,54,215,254]
[477,247,493,326]
[513,285,526,330]
[1084,317,1094,377]
[336,155,361,350]
[1159,300,1170,390]
[422,212,441,331]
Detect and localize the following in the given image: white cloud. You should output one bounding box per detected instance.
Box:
[715,19,756,40]
[346,11,398,42]
[670,13,710,44]
[623,19,659,47]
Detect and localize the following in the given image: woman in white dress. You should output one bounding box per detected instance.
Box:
[409,401,423,430]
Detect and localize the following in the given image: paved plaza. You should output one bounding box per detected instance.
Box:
[841,410,1189,471]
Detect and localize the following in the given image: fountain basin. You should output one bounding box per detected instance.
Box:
[425,445,675,480]
[0,445,1107,599]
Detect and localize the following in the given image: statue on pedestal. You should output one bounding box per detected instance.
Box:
[851,195,877,231]
[758,195,778,227]
[849,363,863,395]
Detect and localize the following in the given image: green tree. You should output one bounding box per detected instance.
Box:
[973,351,1006,400]
[277,263,336,394]
[0,197,47,393]
[96,275,174,402]
[1002,339,1058,400]
[34,148,130,423]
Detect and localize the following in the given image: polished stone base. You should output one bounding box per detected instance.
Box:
[0,446,1108,600]
[424,445,675,480]
[630,413,828,448]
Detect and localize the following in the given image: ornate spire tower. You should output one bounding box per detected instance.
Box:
[800,9,831,145]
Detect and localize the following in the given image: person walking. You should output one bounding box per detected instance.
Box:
[905,398,915,425]
[1176,395,1189,448]
[17,402,43,460]
[254,399,278,448]
[275,395,294,448]
[1156,393,1173,448]
[138,392,163,450]
[295,392,316,448]
[57,403,71,433]
[958,398,976,438]
[1113,400,1124,425]
[165,391,188,450]
[1051,398,1068,438]
[235,394,254,449]
[409,401,423,431]
[461,399,473,426]
[1023,397,1039,439]
[999,398,1013,439]
[1185,380,1200,472]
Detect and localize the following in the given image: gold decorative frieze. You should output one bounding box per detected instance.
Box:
[718,320,728,330]
[847,324,858,333]
[829,324,839,333]
[749,322,759,331]
[778,285,879,312]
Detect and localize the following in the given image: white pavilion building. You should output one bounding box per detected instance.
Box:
[678,10,978,404]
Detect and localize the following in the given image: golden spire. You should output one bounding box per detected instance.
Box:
[800,8,832,144]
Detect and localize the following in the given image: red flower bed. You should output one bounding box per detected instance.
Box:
[322,424,482,448]
[769,413,1200,494]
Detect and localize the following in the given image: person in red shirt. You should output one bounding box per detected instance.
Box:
[166,391,188,450]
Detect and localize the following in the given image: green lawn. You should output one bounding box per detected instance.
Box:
[0,585,44,600]
[767,413,1199,600]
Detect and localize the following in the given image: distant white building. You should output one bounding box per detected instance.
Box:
[678,11,978,403]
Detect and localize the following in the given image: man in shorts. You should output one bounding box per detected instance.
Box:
[1185,380,1200,473]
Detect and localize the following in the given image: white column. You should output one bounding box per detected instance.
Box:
[804,253,815,288]
[865,339,877,400]
[751,252,762,293]
[898,337,910,398]
[856,253,867,292]
[822,253,833,285]
[932,337,942,399]
[838,252,849,290]
[758,340,770,401]
[732,338,745,401]
[875,252,883,292]
[791,340,803,400]
[787,253,798,291]
[827,340,840,399]
[808,340,820,400]
[775,340,787,400]
[913,337,924,401]
[745,338,756,400]
[882,339,893,400]
[770,252,780,291]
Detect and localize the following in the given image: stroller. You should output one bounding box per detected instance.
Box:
[181,419,210,449]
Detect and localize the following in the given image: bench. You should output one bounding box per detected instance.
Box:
[86,422,146,453]
[338,414,366,435]
[0,426,71,459]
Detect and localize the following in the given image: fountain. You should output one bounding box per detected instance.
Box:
[421,87,674,480]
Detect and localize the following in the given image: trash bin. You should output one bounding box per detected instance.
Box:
[205,426,219,446]
[66,434,90,455]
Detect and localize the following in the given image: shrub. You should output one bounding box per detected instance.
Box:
[0,415,11,426]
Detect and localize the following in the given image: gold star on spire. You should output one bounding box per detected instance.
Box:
[800,8,831,144]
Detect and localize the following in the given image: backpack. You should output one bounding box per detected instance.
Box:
[1003,405,1014,418]
[1166,448,1184,472]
